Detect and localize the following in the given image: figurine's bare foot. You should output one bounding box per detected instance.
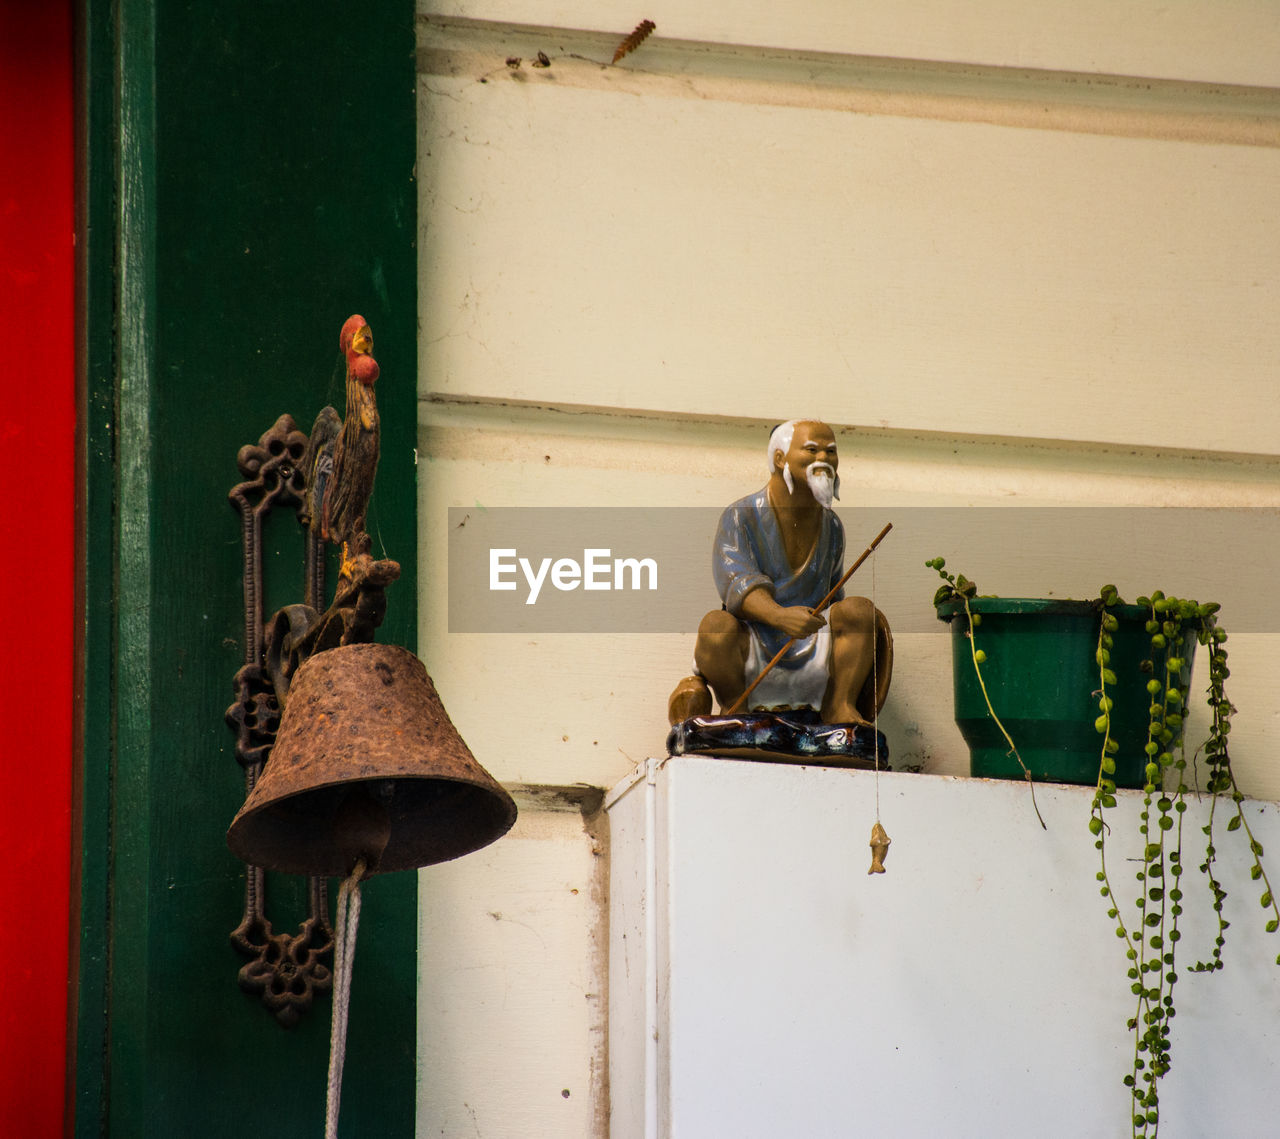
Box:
[668,676,712,725]
[823,705,872,726]
[821,688,873,726]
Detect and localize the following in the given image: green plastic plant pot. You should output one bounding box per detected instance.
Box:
[936,598,1196,788]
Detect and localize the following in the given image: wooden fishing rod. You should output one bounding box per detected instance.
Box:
[724,521,893,715]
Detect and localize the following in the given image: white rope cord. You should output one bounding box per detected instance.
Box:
[325,858,366,1139]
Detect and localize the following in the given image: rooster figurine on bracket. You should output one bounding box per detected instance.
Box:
[298,315,401,656]
[313,315,381,577]
[263,316,401,707]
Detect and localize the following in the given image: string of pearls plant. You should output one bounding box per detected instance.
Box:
[927,558,1279,1138]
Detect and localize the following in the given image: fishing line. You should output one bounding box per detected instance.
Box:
[867,542,891,874]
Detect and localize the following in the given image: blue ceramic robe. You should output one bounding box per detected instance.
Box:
[712,488,845,678]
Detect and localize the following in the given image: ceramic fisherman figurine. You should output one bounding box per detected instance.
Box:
[667,419,892,764]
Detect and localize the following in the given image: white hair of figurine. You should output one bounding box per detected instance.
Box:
[767,420,802,476]
[768,419,839,501]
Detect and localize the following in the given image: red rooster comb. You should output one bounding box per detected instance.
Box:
[339,313,369,355]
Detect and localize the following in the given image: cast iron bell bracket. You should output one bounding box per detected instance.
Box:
[224,412,399,1026]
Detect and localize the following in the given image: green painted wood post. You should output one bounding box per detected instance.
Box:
[75,3,419,1133]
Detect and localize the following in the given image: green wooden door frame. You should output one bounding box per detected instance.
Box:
[75,2,419,1133]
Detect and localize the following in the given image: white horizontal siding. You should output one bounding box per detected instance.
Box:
[424,1,1280,87]
[414,12,1280,1135]
[419,30,1280,454]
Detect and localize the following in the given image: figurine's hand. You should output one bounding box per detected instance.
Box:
[739,588,827,639]
[771,606,826,639]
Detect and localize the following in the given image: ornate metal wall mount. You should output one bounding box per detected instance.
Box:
[225,412,399,1026]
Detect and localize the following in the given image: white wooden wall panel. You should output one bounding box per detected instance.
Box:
[418,789,607,1136]
[414,11,1280,1135]
[426,2,1280,88]
[419,53,1280,454]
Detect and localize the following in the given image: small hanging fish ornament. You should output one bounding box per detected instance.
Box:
[868,820,891,874]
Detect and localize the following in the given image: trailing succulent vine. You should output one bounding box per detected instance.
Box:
[926,559,1046,828]
[927,558,1280,1138]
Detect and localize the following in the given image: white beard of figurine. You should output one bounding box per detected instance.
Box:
[783,461,839,507]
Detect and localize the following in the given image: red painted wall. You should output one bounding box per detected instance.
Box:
[0,1,74,1134]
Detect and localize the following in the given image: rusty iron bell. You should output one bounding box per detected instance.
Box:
[227,642,516,878]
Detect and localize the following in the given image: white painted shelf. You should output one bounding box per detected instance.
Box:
[607,757,1280,1138]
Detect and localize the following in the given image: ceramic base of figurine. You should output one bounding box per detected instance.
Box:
[666,710,887,768]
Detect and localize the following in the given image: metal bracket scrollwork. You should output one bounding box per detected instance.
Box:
[225,414,335,1027]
